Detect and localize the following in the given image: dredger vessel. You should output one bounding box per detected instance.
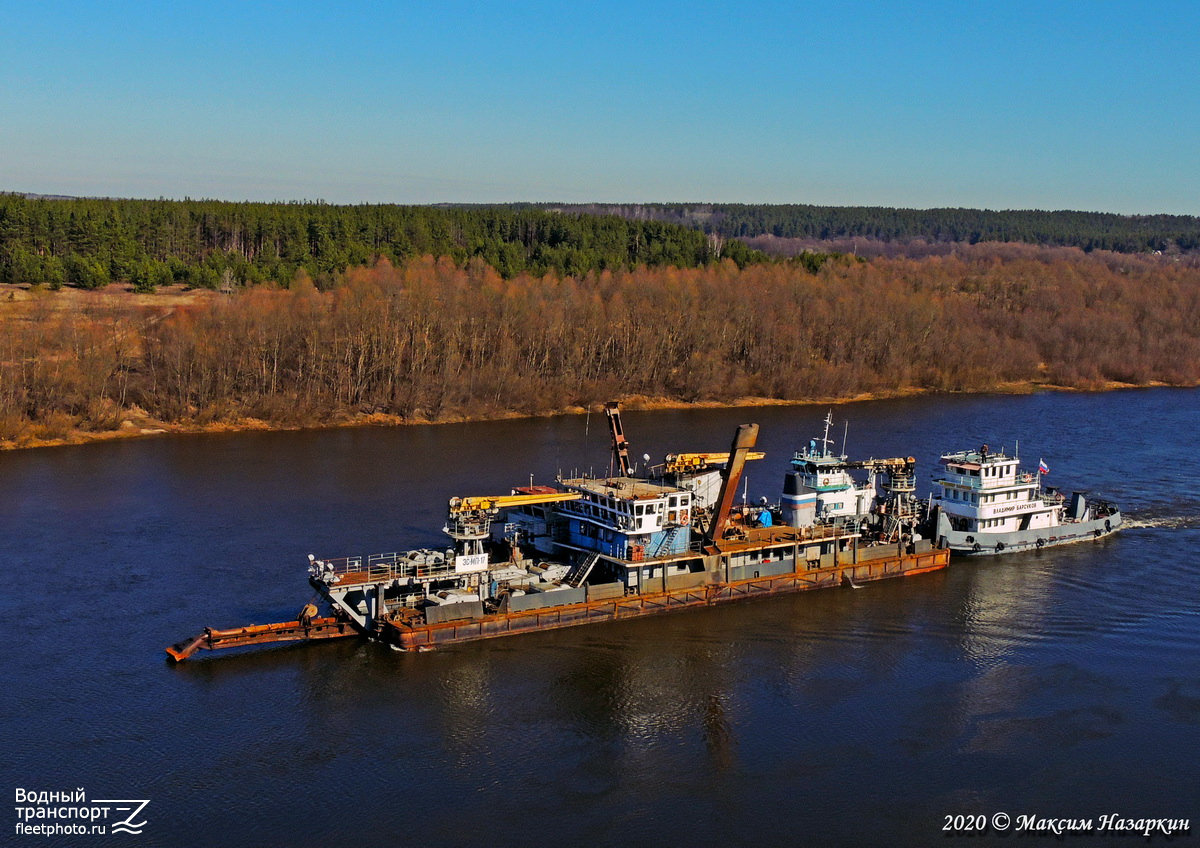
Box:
[167,405,949,660]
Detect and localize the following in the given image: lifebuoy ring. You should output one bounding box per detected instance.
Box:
[680,510,689,523]
[822,477,831,486]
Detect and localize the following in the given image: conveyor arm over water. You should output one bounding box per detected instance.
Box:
[704,423,761,552]
[166,615,356,662]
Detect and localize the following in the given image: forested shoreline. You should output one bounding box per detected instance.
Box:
[5,194,1199,301]
[3,245,1197,449]
[504,202,1200,254]
[0,195,765,290]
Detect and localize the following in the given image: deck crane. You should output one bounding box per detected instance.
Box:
[604,401,766,477]
[604,401,632,476]
[444,489,582,554]
[662,451,766,474]
[853,456,920,538]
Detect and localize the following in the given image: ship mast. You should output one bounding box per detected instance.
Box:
[819,410,835,458]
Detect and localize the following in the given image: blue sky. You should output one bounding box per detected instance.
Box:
[1,1,1196,213]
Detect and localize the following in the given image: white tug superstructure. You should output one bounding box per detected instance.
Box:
[931,445,1121,555]
[789,412,878,523]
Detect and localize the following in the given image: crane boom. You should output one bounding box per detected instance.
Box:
[604,401,632,476]
[448,491,582,514]
[849,456,915,471]
[663,451,766,473]
[794,456,915,471]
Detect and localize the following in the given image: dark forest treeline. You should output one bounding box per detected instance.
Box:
[3,248,1198,443]
[500,202,1200,254]
[0,194,765,290]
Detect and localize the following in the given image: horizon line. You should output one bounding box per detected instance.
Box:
[4,190,1198,220]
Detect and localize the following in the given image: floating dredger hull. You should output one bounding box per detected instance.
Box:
[168,408,948,661]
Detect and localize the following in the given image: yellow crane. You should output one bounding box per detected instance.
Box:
[445,489,583,550]
[447,491,582,514]
[663,451,766,474]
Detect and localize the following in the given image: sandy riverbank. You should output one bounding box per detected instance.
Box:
[1,381,1176,452]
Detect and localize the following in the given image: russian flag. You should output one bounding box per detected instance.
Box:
[1038,459,1050,475]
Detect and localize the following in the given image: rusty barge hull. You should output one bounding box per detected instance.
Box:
[381,548,948,651]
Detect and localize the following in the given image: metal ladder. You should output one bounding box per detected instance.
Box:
[565,553,601,588]
[652,526,682,557]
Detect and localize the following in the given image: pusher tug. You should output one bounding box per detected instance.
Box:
[167,405,948,660]
[928,445,1121,555]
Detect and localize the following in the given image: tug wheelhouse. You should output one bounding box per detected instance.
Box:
[934,446,1054,534]
[930,445,1121,555]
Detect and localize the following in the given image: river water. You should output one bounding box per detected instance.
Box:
[3,389,1198,847]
